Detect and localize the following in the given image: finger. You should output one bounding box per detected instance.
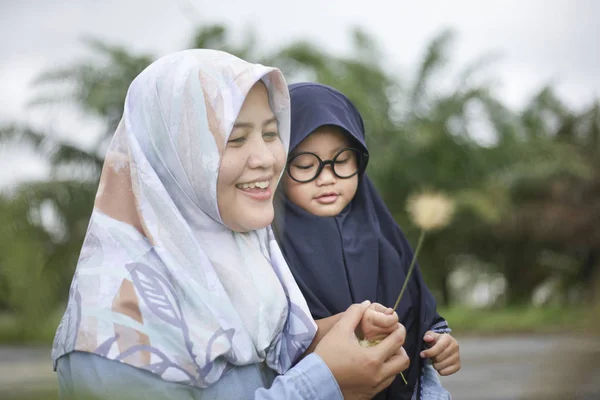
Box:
[367,332,388,341]
[434,355,460,375]
[423,330,439,343]
[363,309,376,326]
[379,346,409,379]
[338,301,371,333]
[359,310,378,338]
[431,342,456,363]
[361,311,397,340]
[371,303,394,315]
[373,323,406,360]
[420,344,440,359]
[420,335,450,358]
[370,310,399,328]
[373,374,397,394]
[438,362,461,376]
[365,325,398,341]
[433,353,459,371]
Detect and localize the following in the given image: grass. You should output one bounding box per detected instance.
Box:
[437,304,597,336]
[0,310,61,345]
[4,390,59,400]
[1,304,598,345]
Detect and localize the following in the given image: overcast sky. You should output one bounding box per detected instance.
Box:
[1,0,599,187]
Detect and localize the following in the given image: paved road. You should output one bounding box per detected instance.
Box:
[0,345,56,398]
[439,334,600,399]
[2,334,600,399]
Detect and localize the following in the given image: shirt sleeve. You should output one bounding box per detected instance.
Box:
[430,314,452,334]
[254,353,343,400]
[417,360,452,400]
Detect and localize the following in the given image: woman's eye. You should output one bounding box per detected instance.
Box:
[227,136,246,145]
[263,131,279,141]
[336,157,349,164]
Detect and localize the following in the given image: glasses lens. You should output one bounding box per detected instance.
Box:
[288,153,321,182]
[333,149,360,178]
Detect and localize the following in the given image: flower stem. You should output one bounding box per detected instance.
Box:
[393,230,426,312]
[400,372,407,385]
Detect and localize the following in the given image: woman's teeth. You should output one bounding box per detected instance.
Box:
[236,180,270,189]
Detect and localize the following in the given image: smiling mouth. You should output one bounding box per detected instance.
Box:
[235,180,270,189]
[235,180,272,201]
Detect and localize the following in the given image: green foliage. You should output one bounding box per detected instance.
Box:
[438,305,592,335]
[1,23,599,343]
[31,38,153,138]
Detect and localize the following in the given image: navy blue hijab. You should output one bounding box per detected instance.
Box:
[273,83,445,400]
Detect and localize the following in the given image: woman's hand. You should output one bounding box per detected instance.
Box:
[315,301,410,400]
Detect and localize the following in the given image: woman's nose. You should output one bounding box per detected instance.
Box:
[247,137,276,169]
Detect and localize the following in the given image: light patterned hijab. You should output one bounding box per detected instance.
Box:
[52,49,317,388]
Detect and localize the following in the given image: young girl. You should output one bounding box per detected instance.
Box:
[274,82,460,400]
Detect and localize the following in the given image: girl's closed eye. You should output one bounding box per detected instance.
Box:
[295,163,314,170]
[290,153,317,170]
[291,158,315,169]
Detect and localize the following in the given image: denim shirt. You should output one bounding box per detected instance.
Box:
[56,351,343,400]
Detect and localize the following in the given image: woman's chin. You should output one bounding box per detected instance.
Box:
[231,212,275,232]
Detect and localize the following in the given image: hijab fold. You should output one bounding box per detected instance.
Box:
[52,50,317,389]
[273,82,445,400]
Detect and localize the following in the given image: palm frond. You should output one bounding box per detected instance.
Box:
[49,142,103,171]
[0,124,52,157]
[410,29,456,108]
[0,124,102,172]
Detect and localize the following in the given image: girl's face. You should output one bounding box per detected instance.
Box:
[283,125,359,217]
[217,81,286,232]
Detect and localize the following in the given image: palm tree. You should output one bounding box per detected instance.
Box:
[0,25,273,332]
[495,95,600,304]
[0,41,154,334]
[1,22,598,334]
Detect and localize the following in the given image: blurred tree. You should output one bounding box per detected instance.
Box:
[0,25,258,333]
[31,39,154,139]
[1,23,598,337]
[352,30,511,304]
[494,94,600,304]
[0,41,154,333]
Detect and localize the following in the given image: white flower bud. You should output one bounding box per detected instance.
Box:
[406,192,455,231]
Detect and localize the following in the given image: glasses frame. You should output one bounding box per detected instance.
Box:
[286,147,369,183]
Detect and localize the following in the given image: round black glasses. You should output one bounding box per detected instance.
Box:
[286,148,368,183]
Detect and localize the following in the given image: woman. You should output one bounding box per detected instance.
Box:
[52,49,409,400]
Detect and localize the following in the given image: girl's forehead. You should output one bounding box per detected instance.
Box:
[297,126,350,149]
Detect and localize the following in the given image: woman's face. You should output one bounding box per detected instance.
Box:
[217,81,286,232]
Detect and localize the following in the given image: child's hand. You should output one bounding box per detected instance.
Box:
[420,331,461,376]
[356,303,399,341]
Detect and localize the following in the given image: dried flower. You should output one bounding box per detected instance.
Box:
[356,191,454,387]
[358,338,381,347]
[406,192,455,232]
[393,191,455,311]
